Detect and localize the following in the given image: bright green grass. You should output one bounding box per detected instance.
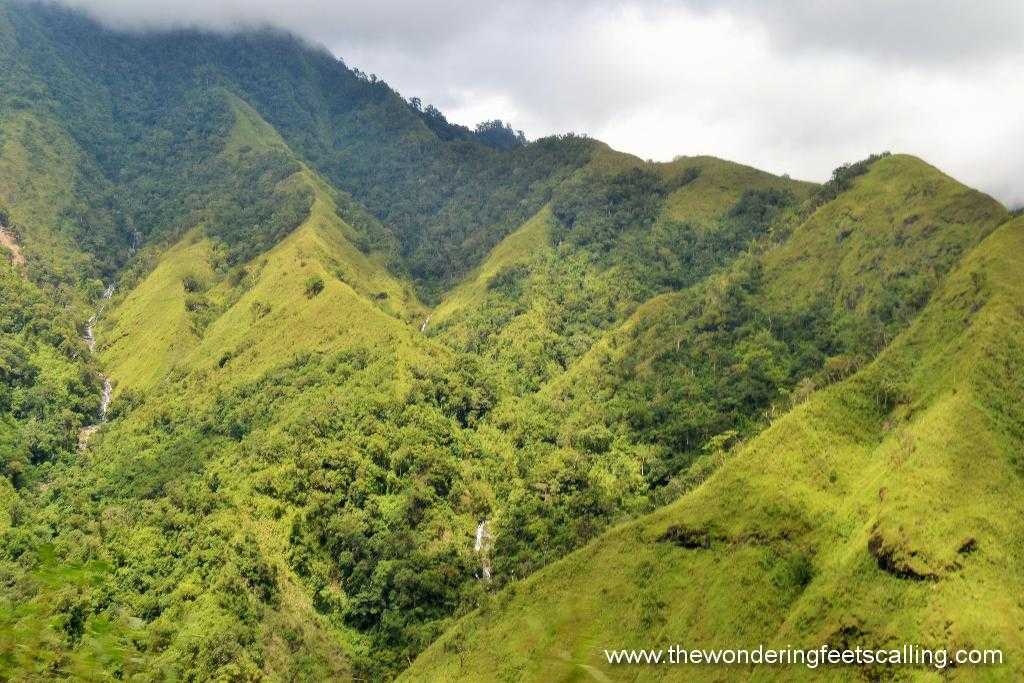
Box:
[660,155,815,228]
[403,216,1024,682]
[185,202,429,389]
[763,154,1007,318]
[100,231,215,393]
[430,205,554,329]
[100,96,427,395]
[0,545,147,680]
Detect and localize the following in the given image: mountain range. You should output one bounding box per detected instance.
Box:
[0,1,1021,680]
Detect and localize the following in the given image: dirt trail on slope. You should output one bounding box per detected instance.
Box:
[0,224,26,268]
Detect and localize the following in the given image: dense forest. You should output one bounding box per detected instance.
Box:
[0,2,1021,681]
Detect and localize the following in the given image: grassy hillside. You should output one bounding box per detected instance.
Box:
[429,206,554,331]
[7,232,447,680]
[0,0,600,298]
[431,154,812,393]
[100,232,214,393]
[0,2,1020,682]
[0,109,113,291]
[764,154,1007,352]
[100,96,424,395]
[404,214,1024,682]
[529,154,1007,490]
[661,155,815,227]
[428,154,1005,587]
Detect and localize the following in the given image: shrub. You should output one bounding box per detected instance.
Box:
[811,152,891,208]
[304,275,325,298]
[182,275,204,293]
[250,301,272,319]
[184,293,209,312]
[486,264,530,298]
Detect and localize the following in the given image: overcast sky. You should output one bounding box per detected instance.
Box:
[55,0,1024,207]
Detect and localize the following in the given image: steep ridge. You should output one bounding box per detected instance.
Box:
[530,154,1007,484]
[99,233,215,393]
[99,96,423,395]
[763,154,1007,351]
[434,154,1007,585]
[660,155,815,227]
[0,3,1019,681]
[430,152,813,395]
[403,214,1024,681]
[0,0,599,298]
[428,206,554,332]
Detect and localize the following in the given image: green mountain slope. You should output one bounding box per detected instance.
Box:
[0,107,115,291]
[403,214,1024,682]
[0,0,598,298]
[100,95,423,394]
[0,2,1020,682]
[660,155,815,226]
[430,152,813,392]
[449,154,1007,582]
[763,154,1007,351]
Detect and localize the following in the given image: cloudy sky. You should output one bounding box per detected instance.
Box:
[55,0,1024,207]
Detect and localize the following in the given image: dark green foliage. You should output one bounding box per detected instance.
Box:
[85,347,499,679]
[181,275,203,293]
[810,152,891,208]
[473,120,527,150]
[0,257,99,483]
[0,339,501,680]
[1,1,602,298]
[485,263,530,298]
[549,165,784,302]
[486,255,805,577]
[442,182,800,398]
[304,274,325,298]
[728,187,795,225]
[201,149,313,265]
[552,167,673,254]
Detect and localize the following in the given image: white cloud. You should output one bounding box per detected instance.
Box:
[49,0,1024,206]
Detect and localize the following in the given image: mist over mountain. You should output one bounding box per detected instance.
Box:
[0,1,1022,681]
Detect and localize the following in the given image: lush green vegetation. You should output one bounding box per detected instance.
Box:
[0,222,100,489]
[429,155,1004,582]
[0,2,1019,681]
[404,214,1024,682]
[0,1,600,299]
